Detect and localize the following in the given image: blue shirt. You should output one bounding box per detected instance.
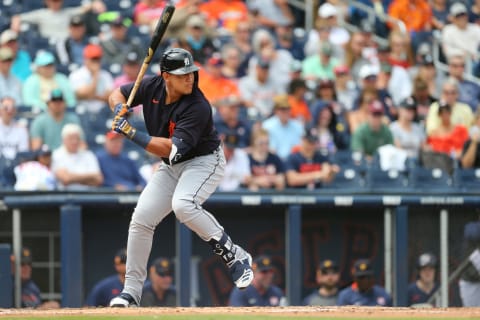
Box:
[95,149,146,190]
[85,274,123,307]
[337,284,392,306]
[213,115,252,149]
[229,285,285,306]
[284,151,329,188]
[407,281,439,306]
[12,50,32,82]
[21,279,42,308]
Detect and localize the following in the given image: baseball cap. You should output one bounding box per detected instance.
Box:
[318,259,339,272]
[20,247,33,265]
[334,65,349,75]
[317,78,334,89]
[111,15,132,28]
[152,257,173,276]
[318,3,338,18]
[83,44,103,59]
[47,88,64,102]
[420,54,434,66]
[0,47,14,61]
[34,144,52,159]
[368,100,384,114]
[114,248,127,264]
[70,14,85,26]
[353,258,374,277]
[273,94,290,110]
[359,64,378,80]
[417,252,437,268]
[450,2,468,17]
[290,59,302,72]
[257,57,270,69]
[207,53,223,67]
[252,255,274,272]
[0,29,18,45]
[34,51,55,66]
[303,125,318,143]
[124,51,141,65]
[399,97,417,110]
[106,130,123,140]
[320,42,333,56]
[186,14,206,29]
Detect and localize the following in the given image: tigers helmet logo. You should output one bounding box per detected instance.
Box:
[184,57,190,66]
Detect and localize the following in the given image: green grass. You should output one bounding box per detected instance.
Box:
[2,316,480,320]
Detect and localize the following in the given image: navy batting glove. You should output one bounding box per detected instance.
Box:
[112,115,136,139]
[113,103,129,117]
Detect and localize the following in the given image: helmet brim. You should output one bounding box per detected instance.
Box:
[166,64,199,75]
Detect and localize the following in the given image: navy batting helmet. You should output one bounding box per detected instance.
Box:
[417,252,437,269]
[160,48,199,75]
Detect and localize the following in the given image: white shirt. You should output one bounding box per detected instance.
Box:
[0,121,29,160]
[51,146,101,190]
[14,161,56,191]
[219,148,250,191]
[442,23,480,59]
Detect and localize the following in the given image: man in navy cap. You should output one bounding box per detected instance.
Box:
[229,255,287,306]
[303,259,341,306]
[141,257,177,307]
[337,258,392,306]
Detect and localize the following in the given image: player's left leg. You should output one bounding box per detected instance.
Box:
[171,147,254,289]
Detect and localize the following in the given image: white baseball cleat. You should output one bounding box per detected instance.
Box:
[228,245,254,289]
[109,292,138,307]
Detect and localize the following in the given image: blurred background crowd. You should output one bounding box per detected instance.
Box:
[1,0,480,192]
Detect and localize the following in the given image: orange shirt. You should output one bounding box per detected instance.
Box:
[388,0,432,32]
[198,68,240,105]
[199,0,248,34]
[288,96,311,123]
[427,125,469,155]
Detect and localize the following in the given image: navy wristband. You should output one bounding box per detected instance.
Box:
[131,130,152,149]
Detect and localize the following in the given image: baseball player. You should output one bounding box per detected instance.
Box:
[108,48,254,307]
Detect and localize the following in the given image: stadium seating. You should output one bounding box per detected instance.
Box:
[408,166,454,192]
[453,168,480,192]
[323,167,365,190]
[365,168,409,192]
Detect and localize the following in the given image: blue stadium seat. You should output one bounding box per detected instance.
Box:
[323,167,365,190]
[408,167,454,192]
[453,168,480,192]
[329,150,367,173]
[365,168,409,192]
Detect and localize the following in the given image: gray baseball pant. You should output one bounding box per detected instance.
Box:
[123,147,226,304]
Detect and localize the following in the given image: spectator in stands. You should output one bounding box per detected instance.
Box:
[85,248,127,307]
[430,0,449,31]
[23,51,77,111]
[141,257,177,307]
[301,42,339,81]
[229,20,253,78]
[29,88,82,151]
[239,58,281,121]
[470,0,480,24]
[213,95,252,149]
[14,144,56,191]
[304,14,343,60]
[284,126,340,190]
[407,252,439,307]
[96,131,146,191]
[287,79,311,124]
[389,97,426,159]
[348,0,391,39]
[199,0,249,35]
[229,254,287,306]
[310,79,345,117]
[133,0,167,27]
[0,29,32,82]
[274,22,306,61]
[11,247,60,309]
[0,96,29,161]
[246,127,285,191]
[69,44,114,114]
[338,258,392,306]
[0,47,22,105]
[347,88,381,134]
[425,101,469,160]
[248,29,293,94]
[10,0,106,41]
[412,54,441,99]
[100,15,144,67]
[425,77,474,135]
[351,100,394,161]
[387,30,415,69]
[411,76,438,126]
[218,133,251,191]
[334,65,357,113]
[262,94,304,160]
[247,0,294,31]
[198,53,240,107]
[55,14,90,67]
[113,51,143,89]
[343,31,369,82]
[51,123,103,190]
[303,259,340,306]
[388,0,432,54]
[459,217,480,307]
[447,55,480,111]
[461,109,480,168]
[219,44,243,81]
[315,2,350,48]
[442,2,480,67]
[177,14,218,65]
[310,103,350,155]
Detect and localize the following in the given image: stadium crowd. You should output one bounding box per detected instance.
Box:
[0,0,480,192]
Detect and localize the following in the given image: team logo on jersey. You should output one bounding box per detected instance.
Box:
[184,57,190,66]
[168,120,176,137]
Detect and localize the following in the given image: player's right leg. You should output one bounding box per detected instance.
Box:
[110,165,176,307]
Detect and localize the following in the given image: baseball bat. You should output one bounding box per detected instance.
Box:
[126,4,175,108]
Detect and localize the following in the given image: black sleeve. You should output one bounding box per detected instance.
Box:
[173,98,212,148]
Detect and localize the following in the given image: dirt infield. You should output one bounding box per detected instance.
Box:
[1,306,480,319]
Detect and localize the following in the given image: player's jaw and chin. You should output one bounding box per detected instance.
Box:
[165,72,195,95]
